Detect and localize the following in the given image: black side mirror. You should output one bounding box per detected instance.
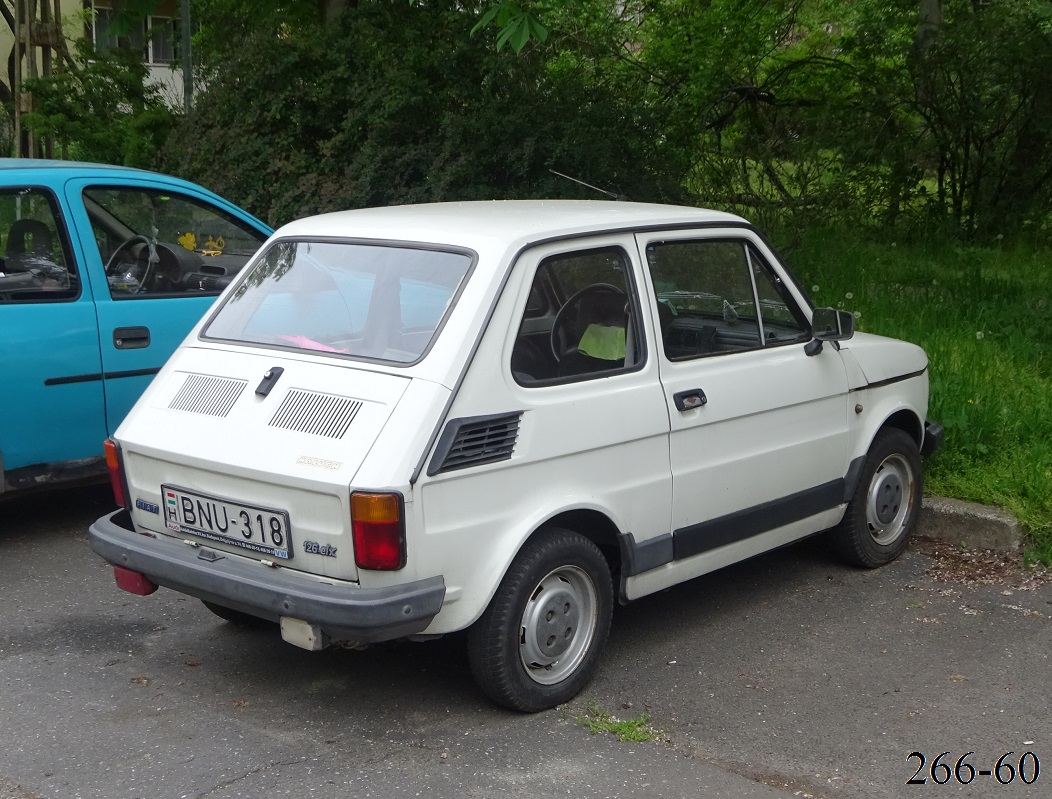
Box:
[812,307,855,342]
[805,308,855,356]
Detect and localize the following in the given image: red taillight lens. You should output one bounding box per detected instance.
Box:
[113,565,157,596]
[104,438,128,510]
[351,492,405,570]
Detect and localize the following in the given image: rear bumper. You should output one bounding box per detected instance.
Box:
[89,509,445,644]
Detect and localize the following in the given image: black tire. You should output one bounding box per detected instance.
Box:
[833,428,923,568]
[201,600,271,627]
[467,528,613,712]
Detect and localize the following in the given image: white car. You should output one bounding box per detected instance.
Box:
[89,201,943,711]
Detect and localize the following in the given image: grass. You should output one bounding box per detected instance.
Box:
[786,231,1052,564]
[575,700,666,743]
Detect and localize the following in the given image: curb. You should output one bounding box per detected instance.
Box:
[918,496,1024,554]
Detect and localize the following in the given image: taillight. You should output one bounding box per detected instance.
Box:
[104,438,129,511]
[350,491,406,570]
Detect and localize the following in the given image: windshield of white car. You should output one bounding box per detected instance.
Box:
[203,239,473,364]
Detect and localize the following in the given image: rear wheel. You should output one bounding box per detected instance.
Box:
[833,428,923,568]
[467,528,613,712]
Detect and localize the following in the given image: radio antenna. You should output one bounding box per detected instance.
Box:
[549,170,628,201]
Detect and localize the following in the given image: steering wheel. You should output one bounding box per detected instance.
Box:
[104,235,158,292]
[550,283,626,363]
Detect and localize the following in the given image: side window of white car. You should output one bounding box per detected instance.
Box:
[0,188,76,303]
[645,238,809,360]
[512,246,644,385]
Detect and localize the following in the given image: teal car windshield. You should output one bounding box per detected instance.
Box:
[204,240,473,364]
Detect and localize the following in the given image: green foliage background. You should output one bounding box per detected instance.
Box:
[11,0,1052,553]
[19,0,1052,238]
[158,0,685,224]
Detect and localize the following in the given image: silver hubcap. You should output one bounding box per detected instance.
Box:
[519,566,598,685]
[866,453,915,546]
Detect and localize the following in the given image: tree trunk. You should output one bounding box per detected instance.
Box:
[318,0,357,24]
[915,0,943,57]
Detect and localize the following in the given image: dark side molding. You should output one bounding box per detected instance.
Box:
[620,478,850,577]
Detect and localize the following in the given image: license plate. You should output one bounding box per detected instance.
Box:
[161,485,292,559]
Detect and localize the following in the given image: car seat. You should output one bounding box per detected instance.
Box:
[6,218,53,265]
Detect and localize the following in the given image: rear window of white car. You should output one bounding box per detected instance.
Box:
[203,240,473,363]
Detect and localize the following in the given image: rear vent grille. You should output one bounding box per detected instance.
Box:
[169,374,247,417]
[269,389,362,439]
[428,412,522,476]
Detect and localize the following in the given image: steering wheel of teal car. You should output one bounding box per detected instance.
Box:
[550,283,625,363]
[104,235,158,292]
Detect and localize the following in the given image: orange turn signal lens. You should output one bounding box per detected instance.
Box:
[350,492,401,523]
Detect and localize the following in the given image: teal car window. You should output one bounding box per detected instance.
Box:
[0,188,76,302]
[82,187,267,299]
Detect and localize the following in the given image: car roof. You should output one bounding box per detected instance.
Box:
[0,158,155,175]
[0,159,272,232]
[272,200,748,251]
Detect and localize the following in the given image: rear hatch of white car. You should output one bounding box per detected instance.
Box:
[116,235,474,583]
[118,344,415,584]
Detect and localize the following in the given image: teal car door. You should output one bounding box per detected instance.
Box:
[0,184,107,489]
[62,177,270,437]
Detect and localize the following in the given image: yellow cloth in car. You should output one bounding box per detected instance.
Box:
[577,324,626,361]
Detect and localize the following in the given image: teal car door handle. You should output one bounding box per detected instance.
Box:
[113,326,151,350]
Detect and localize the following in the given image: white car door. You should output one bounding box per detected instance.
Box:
[630,228,853,593]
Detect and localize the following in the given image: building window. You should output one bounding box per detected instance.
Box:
[91,5,178,65]
[147,16,178,64]
[92,6,144,54]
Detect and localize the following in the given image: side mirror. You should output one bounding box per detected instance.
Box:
[812,307,855,342]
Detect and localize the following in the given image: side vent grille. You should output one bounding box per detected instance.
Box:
[428,412,522,476]
[169,374,247,417]
[269,389,362,439]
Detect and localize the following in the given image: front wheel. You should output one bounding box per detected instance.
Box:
[467,528,613,712]
[832,428,923,568]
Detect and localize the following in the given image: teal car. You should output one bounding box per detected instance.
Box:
[0,160,271,499]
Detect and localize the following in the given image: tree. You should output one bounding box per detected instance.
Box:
[162,0,685,225]
[847,0,1052,236]
[2,0,174,161]
[22,37,174,167]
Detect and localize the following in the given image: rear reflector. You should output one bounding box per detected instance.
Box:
[113,565,157,596]
[350,492,405,570]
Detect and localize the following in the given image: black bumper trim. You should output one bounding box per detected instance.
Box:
[89,509,445,643]
[922,419,945,458]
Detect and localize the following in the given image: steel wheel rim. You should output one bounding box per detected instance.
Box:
[866,452,915,546]
[518,565,598,685]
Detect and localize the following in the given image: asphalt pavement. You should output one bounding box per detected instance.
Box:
[1,484,1049,799]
